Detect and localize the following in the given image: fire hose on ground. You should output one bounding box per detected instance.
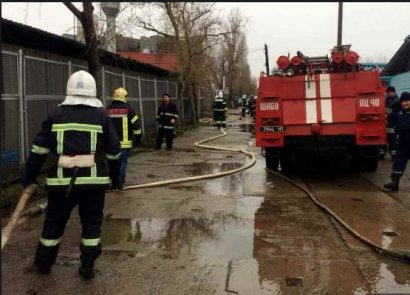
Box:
[266,167,410,264]
[1,123,256,249]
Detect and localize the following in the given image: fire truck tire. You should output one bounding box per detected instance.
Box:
[265,148,280,171]
[363,158,378,172]
[279,149,293,172]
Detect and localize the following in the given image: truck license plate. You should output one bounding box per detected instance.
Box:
[260,126,286,132]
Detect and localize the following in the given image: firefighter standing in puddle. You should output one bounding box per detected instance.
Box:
[22,70,121,279]
[384,92,410,191]
[106,87,142,188]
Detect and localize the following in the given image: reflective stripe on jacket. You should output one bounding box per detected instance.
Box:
[28,105,121,190]
[213,97,227,112]
[157,102,179,129]
[106,101,142,149]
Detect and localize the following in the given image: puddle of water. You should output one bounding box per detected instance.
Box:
[372,262,410,293]
[180,162,244,196]
[101,197,265,262]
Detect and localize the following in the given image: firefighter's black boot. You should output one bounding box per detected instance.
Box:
[384,174,400,191]
[34,242,60,274]
[78,244,101,280]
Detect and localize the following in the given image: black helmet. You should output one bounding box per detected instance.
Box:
[386,86,396,93]
[400,92,410,102]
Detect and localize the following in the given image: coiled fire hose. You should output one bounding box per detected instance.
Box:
[124,124,256,190]
[266,168,410,264]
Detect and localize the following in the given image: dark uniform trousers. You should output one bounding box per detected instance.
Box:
[391,108,410,178]
[392,142,410,177]
[156,127,174,149]
[35,189,105,270]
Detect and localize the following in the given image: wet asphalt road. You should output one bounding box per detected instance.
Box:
[2,115,410,295]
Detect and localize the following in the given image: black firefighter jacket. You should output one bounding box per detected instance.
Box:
[106,100,142,149]
[25,105,121,191]
[157,101,180,130]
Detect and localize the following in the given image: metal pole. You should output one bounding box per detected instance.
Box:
[264,44,270,75]
[337,2,343,46]
[122,72,126,88]
[68,60,72,76]
[153,78,158,115]
[0,19,4,185]
[18,50,26,164]
[166,80,170,93]
[101,67,106,106]
[137,76,145,136]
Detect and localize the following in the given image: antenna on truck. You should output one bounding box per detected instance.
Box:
[264,44,270,76]
[337,2,343,46]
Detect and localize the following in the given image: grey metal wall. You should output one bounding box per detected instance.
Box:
[1,44,208,182]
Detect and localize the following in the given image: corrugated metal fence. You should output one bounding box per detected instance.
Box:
[1,48,209,182]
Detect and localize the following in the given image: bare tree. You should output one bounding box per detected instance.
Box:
[63,2,101,97]
[128,2,226,124]
[211,8,256,105]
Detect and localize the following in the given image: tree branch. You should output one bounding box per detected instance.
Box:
[63,2,83,21]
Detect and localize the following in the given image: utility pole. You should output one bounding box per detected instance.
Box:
[264,44,270,75]
[337,2,343,46]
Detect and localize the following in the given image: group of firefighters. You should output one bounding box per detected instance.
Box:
[19,70,410,280]
[212,92,256,129]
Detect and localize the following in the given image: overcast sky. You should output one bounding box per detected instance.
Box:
[2,2,410,77]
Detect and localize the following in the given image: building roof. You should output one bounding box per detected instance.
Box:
[1,18,173,77]
[381,35,410,76]
[118,52,180,73]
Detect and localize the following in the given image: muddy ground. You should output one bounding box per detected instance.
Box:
[2,115,410,295]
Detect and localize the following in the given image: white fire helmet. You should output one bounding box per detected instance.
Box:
[66,70,96,97]
[217,91,224,97]
[242,94,247,99]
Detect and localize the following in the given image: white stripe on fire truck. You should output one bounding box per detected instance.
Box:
[319,74,333,123]
[305,75,317,124]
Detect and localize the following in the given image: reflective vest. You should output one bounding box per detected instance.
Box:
[106,100,142,149]
[213,97,227,112]
[157,102,179,129]
[28,105,121,190]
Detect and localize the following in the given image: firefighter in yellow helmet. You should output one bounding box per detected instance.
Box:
[106,87,142,188]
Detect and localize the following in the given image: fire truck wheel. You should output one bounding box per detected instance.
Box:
[363,158,378,172]
[266,156,279,171]
[265,148,280,171]
[279,150,293,173]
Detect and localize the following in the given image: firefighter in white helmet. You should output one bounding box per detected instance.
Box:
[22,70,121,279]
[240,94,248,118]
[213,90,227,129]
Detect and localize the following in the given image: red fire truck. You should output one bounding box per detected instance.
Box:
[256,45,386,172]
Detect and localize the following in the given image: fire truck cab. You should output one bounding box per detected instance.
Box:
[256,45,386,172]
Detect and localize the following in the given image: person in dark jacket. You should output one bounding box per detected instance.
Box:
[22,71,121,279]
[106,87,142,188]
[383,86,400,160]
[384,92,410,191]
[213,91,227,129]
[240,94,247,118]
[155,93,180,150]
